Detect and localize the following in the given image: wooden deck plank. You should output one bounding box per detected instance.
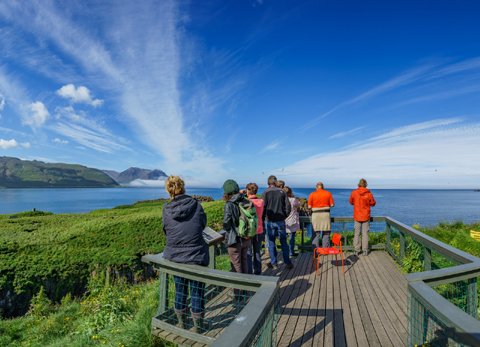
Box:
[299,254,323,347]
[354,255,394,347]
[323,255,335,347]
[288,256,317,347]
[343,253,368,347]
[377,251,408,297]
[276,252,311,346]
[372,252,408,315]
[357,255,405,346]
[332,254,347,347]
[349,254,382,346]
[312,252,329,347]
[362,252,408,334]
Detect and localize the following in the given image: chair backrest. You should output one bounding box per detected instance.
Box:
[331,233,342,246]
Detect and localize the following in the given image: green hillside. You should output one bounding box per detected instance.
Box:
[0,199,224,318]
[0,157,118,188]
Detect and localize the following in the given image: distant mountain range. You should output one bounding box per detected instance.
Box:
[0,157,118,188]
[0,157,168,188]
[103,167,168,184]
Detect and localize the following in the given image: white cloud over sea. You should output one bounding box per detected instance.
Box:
[279,118,480,188]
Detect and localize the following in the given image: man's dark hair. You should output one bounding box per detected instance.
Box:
[246,182,258,195]
[267,175,277,186]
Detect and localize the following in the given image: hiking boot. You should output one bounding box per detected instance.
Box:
[174,309,187,329]
[192,311,207,334]
[285,263,294,270]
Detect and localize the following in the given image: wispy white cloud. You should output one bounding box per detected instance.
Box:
[0,138,30,149]
[50,106,129,153]
[50,121,128,153]
[329,127,365,139]
[0,94,5,112]
[300,64,438,132]
[370,118,463,142]
[57,84,103,107]
[260,140,280,153]
[25,101,49,127]
[0,138,18,149]
[53,137,69,145]
[280,118,480,188]
[0,66,31,115]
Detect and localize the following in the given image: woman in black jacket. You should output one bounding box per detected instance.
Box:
[163,176,208,333]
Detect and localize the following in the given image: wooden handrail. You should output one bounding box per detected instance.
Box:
[142,253,279,347]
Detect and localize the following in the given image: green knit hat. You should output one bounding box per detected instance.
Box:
[223,179,239,195]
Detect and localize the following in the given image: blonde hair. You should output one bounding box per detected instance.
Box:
[358,178,368,188]
[165,176,185,198]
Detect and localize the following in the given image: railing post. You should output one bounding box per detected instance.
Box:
[399,231,406,263]
[209,245,216,269]
[386,222,391,251]
[423,247,432,271]
[467,277,478,318]
[157,271,169,315]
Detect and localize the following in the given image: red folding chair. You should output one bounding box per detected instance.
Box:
[313,233,344,274]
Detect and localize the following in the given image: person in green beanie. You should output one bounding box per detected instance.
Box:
[222,179,252,277]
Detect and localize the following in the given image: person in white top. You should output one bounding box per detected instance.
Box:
[284,186,300,257]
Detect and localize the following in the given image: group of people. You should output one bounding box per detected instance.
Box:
[160,175,376,333]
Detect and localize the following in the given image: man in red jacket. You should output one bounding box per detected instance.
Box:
[349,178,376,256]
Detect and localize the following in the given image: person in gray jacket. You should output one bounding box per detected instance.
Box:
[163,176,208,333]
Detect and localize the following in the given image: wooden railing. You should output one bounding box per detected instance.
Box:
[142,253,279,347]
[384,217,480,346]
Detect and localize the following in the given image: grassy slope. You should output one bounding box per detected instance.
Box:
[0,199,226,347]
[0,200,225,312]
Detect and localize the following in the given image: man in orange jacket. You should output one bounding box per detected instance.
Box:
[349,178,376,256]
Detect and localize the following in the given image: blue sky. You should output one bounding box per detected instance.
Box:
[1,1,480,188]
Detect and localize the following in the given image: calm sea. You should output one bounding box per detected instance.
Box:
[0,187,479,227]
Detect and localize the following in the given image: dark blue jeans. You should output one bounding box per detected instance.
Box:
[289,231,296,256]
[266,220,292,266]
[173,275,205,314]
[247,234,264,275]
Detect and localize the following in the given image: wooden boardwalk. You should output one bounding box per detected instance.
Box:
[264,251,408,347]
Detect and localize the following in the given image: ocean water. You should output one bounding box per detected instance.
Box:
[0,187,479,227]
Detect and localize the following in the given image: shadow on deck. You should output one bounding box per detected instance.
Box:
[265,251,407,347]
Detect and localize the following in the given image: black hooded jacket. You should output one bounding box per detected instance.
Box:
[162,194,209,266]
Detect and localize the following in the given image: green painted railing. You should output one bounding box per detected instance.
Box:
[142,253,279,347]
[384,217,480,346]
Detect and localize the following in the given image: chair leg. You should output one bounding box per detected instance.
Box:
[341,252,345,273]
